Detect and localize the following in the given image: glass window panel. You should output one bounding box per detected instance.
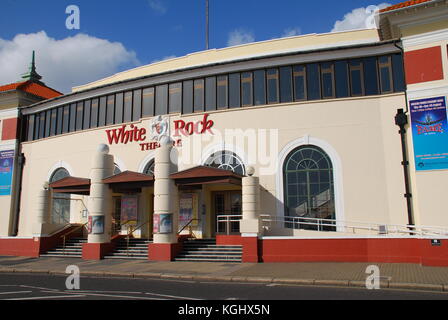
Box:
[379,56,393,94]
[50,109,57,136]
[62,105,70,133]
[241,72,254,107]
[27,115,35,141]
[307,63,321,100]
[44,110,51,138]
[253,70,266,106]
[132,89,141,121]
[267,68,279,104]
[182,80,193,114]
[169,83,182,114]
[280,66,293,103]
[194,79,204,112]
[241,72,253,107]
[217,75,228,109]
[363,57,379,95]
[155,85,168,116]
[293,65,307,101]
[34,113,40,140]
[90,98,99,128]
[123,91,133,122]
[83,100,91,130]
[114,93,123,124]
[392,53,405,93]
[69,103,76,132]
[335,60,349,98]
[205,77,216,111]
[56,107,63,135]
[229,73,241,108]
[142,88,154,117]
[107,95,115,125]
[98,97,107,127]
[76,102,84,131]
[39,111,45,139]
[349,60,364,96]
[321,62,335,99]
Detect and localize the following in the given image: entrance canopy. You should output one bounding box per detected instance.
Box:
[49,177,91,195]
[102,171,154,193]
[170,166,243,188]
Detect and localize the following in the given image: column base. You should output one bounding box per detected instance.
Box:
[242,235,260,263]
[148,243,182,261]
[82,243,114,260]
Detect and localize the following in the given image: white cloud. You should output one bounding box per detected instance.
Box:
[0,31,139,93]
[282,27,302,38]
[148,0,167,15]
[227,29,255,47]
[331,3,391,32]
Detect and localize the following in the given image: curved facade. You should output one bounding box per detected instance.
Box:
[1,8,448,265]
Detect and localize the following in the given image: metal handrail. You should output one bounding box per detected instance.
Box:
[216,215,242,235]
[61,222,88,254]
[178,219,201,238]
[260,215,448,237]
[124,220,150,256]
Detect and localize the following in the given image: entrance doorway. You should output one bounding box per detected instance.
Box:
[213,191,242,235]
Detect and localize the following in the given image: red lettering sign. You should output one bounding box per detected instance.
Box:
[173,114,214,137]
[106,124,147,145]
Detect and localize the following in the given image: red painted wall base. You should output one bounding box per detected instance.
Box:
[148,243,182,261]
[0,238,40,257]
[242,236,260,263]
[216,235,243,246]
[82,243,115,260]
[260,238,448,266]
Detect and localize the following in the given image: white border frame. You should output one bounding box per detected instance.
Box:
[46,161,75,182]
[138,151,156,173]
[275,135,345,231]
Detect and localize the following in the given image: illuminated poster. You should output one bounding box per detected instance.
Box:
[88,216,104,234]
[410,96,448,171]
[0,150,14,196]
[153,213,172,234]
[121,195,138,223]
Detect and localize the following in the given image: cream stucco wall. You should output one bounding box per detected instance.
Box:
[18,93,411,237]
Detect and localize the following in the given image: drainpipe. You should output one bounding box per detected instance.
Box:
[393,41,414,227]
[10,111,26,236]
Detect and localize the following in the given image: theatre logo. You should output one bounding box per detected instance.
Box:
[105,114,214,151]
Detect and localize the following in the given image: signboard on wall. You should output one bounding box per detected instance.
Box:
[0,150,14,196]
[410,96,448,171]
[121,195,138,223]
[179,193,198,229]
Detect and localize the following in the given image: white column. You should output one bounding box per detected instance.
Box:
[33,184,50,236]
[240,167,261,235]
[153,140,178,244]
[87,144,114,244]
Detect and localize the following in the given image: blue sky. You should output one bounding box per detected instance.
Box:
[0,0,402,93]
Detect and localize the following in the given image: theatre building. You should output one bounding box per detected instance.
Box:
[0,0,447,265]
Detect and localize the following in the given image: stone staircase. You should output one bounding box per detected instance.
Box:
[103,238,152,260]
[40,238,86,258]
[174,239,242,262]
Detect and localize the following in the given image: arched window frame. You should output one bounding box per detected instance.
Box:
[276,135,345,231]
[204,150,246,176]
[49,167,71,225]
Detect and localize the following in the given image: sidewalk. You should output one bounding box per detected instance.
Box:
[1,256,448,292]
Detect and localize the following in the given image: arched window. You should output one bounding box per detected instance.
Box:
[204,151,245,176]
[50,168,71,225]
[283,145,335,230]
[143,159,155,175]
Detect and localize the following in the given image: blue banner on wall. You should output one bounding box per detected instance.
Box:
[0,150,15,196]
[410,96,448,171]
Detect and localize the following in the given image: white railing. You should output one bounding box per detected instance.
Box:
[216,215,242,235]
[260,215,448,237]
